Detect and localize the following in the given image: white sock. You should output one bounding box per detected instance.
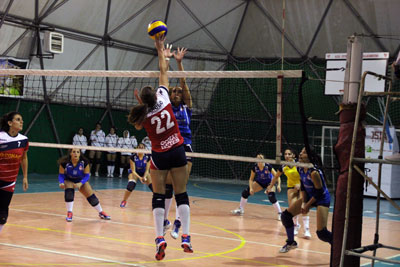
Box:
[107,166,111,174]
[93,203,102,213]
[164,198,173,220]
[177,204,190,235]
[175,203,180,221]
[153,208,165,237]
[66,201,74,212]
[0,224,4,233]
[239,197,247,210]
[120,168,124,175]
[293,215,299,226]
[273,202,282,214]
[303,215,310,229]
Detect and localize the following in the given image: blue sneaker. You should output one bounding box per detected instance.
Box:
[99,211,111,220]
[155,236,167,260]
[163,219,171,235]
[170,219,181,239]
[181,234,193,253]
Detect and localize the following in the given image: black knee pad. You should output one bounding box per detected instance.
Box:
[281,210,294,229]
[165,184,173,199]
[0,210,8,224]
[64,188,75,202]
[268,192,277,204]
[126,181,136,192]
[152,193,165,210]
[175,192,190,207]
[242,187,250,199]
[87,194,99,207]
[316,227,332,244]
[148,183,153,192]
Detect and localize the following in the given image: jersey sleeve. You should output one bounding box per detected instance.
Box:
[266,163,273,172]
[83,159,89,168]
[251,164,257,172]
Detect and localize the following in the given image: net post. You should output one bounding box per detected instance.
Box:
[343,35,363,104]
[276,75,284,163]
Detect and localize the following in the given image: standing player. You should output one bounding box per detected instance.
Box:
[120,143,152,208]
[162,46,192,239]
[58,148,110,222]
[105,126,118,177]
[72,127,88,154]
[232,153,282,220]
[117,130,135,178]
[88,123,105,177]
[267,148,311,238]
[0,111,28,234]
[279,147,331,253]
[128,35,192,261]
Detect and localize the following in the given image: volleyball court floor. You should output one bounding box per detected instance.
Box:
[1,174,399,266]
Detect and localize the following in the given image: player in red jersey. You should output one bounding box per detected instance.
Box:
[128,35,192,261]
[0,111,29,233]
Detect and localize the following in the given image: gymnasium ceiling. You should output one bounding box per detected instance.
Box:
[0,0,399,71]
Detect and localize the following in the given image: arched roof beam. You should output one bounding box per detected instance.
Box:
[229,0,250,55]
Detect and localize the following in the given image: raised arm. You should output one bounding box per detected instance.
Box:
[174,47,192,108]
[155,35,169,88]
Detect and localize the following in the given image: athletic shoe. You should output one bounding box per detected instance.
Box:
[163,219,171,235]
[66,211,73,222]
[95,172,99,177]
[294,224,301,236]
[304,228,312,239]
[277,212,282,221]
[279,240,298,253]
[119,174,122,178]
[110,173,114,178]
[385,153,400,163]
[99,211,111,220]
[231,208,244,215]
[120,200,127,208]
[107,173,111,177]
[170,219,181,239]
[155,236,167,261]
[181,234,193,253]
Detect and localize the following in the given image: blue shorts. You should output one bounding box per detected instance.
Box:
[65,177,83,184]
[306,193,331,208]
[150,145,187,170]
[255,178,271,189]
[184,144,193,162]
[128,169,145,177]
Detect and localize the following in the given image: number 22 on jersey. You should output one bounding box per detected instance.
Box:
[151,110,175,134]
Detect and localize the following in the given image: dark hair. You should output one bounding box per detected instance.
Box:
[128,86,157,126]
[284,147,298,160]
[0,111,21,132]
[58,148,89,165]
[77,127,84,133]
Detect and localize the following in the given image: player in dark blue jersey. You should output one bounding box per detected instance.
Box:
[162,46,193,239]
[120,143,152,208]
[58,148,110,222]
[231,153,282,219]
[279,147,332,253]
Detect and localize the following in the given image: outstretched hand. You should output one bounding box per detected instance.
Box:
[173,47,187,63]
[154,34,166,52]
[164,43,173,58]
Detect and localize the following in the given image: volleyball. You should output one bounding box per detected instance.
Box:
[147,20,167,40]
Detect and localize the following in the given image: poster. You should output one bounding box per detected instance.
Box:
[0,57,29,97]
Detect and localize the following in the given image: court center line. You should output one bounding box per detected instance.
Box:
[0,242,145,267]
[10,208,330,255]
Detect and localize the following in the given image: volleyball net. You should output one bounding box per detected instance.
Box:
[0,61,358,186]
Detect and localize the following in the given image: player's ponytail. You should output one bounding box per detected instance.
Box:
[128,86,156,126]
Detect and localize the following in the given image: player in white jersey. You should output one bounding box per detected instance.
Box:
[0,111,29,234]
[117,130,135,177]
[72,127,88,154]
[88,123,105,177]
[105,126,118,177]
[127,35,192,260]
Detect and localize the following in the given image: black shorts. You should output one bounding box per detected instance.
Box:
[151,145,187,170]
[184,144,193,162]
[0,189,14,212]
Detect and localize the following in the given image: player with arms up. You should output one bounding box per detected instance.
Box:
[128,34,192,261]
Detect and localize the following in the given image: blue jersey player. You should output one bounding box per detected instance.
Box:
[279,147,332,253]
[58,148,110,222]
[232,154,282,220]
[120,143,152,208]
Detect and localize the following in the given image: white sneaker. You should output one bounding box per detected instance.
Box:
[294,224,301,236]
[277,213,282,221]
[231,208,244,215]
[95,172,99,177]
[119,174,122,178]
[385,153,400,163]
[107,173,111,177]
[110,173,114,178]
[304,228,311,239]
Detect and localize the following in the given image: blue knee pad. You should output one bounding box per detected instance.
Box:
[152,193,165,210]
[281,210,294,229]
[316,227,332,244]
[0,211,8,224]
[165,184,173,199]
[242,187,250,199]
[175,192,189,207]
[126,181,136,192]
[268,192,277,204]
[64,188,75,202]
[87,194,99,207]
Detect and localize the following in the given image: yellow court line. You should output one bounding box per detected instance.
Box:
[6,221,288,266]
